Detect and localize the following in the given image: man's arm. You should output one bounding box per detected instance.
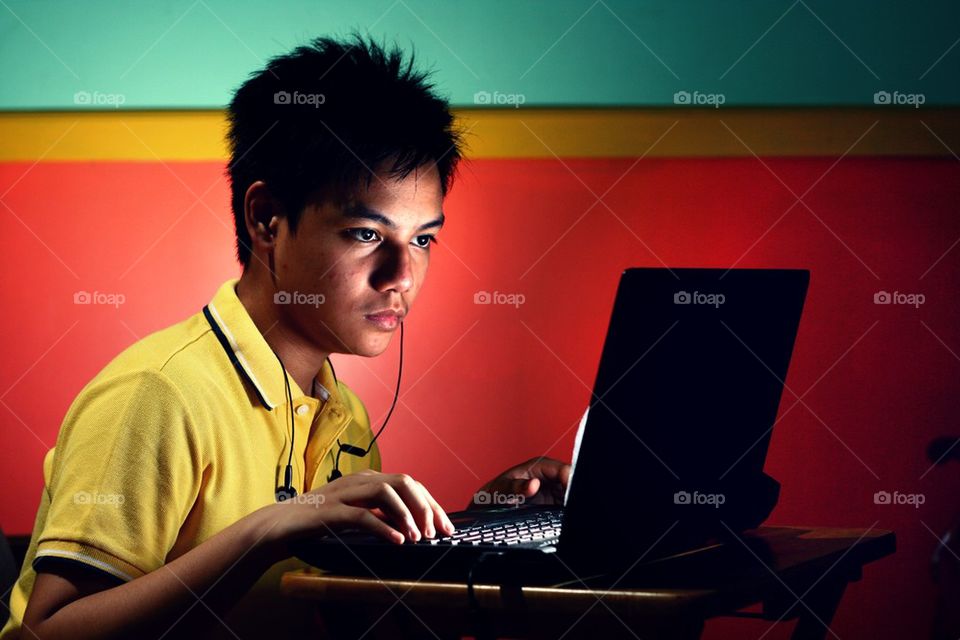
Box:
[23,505,276,639]
[23,471,454,639]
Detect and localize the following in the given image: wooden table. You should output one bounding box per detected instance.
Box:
[282,526,895,640]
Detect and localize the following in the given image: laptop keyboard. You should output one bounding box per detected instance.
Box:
[421,508,563,546]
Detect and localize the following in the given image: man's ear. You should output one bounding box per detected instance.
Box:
[243,180,282,255]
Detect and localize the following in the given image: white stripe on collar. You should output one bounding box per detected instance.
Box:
[207,300,277,409]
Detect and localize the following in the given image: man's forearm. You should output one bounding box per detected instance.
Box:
[26,505,284,639]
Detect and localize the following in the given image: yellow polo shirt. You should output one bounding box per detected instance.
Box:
[1,279,381,639]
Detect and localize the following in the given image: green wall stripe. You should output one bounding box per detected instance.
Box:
[1,0,957,110]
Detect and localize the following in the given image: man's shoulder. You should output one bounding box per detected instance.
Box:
[52,311,220,460]
[82,310,222,406]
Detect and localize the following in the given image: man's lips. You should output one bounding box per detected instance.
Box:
[363,308,405,330]
[364,308,405,319]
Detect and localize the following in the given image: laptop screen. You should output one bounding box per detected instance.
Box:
[561,268,809,566]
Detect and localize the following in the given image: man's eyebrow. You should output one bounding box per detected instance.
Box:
[417,213,445,232]
[342,204,444,232]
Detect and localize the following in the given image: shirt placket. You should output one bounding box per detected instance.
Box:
[304,398,353,491]
[286,395,318,492]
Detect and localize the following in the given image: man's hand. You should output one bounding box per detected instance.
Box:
[468,457,572,509]
[266,470,456,550]
[22,471,455,640]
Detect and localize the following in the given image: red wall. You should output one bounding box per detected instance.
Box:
[2,157,959,638]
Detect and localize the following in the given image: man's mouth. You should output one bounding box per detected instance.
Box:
[363,308,404,331]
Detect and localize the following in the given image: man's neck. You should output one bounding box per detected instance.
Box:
[235,271,328,397]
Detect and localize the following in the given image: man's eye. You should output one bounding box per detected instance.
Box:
[348,228,380,243]
[413,235,437,249]
[347,228,436,249]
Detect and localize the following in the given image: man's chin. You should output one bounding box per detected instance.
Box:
[340,333,393,358]
[362,336,394,357]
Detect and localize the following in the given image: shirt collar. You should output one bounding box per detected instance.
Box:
[203,278,344,411]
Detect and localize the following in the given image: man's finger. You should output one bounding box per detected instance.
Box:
[416,481,455,535]
[502,477,538,501]
[386,474,435,538]
[339,481,421,541]
[339,506,405,544]
[522,458,571,485]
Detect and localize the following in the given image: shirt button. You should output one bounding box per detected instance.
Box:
[296,404,310,416]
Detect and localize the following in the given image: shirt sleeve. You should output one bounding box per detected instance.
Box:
[34,369,203,582]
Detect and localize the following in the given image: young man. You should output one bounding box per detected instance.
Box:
[1,36,570,638]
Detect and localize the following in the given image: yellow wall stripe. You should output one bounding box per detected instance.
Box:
[1,109,958,161]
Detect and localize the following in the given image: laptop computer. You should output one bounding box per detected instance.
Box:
[293,267,810,583]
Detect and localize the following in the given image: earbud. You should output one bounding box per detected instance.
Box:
[275,486,298,502]
[257,215,281,238]
[327,444,368,483]
[275,464,298,502]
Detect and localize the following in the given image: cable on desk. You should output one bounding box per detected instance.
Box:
[466,551,505,640]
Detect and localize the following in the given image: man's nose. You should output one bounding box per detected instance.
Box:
[374,244,414,293]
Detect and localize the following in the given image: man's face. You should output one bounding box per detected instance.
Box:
[271,163,444,357]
